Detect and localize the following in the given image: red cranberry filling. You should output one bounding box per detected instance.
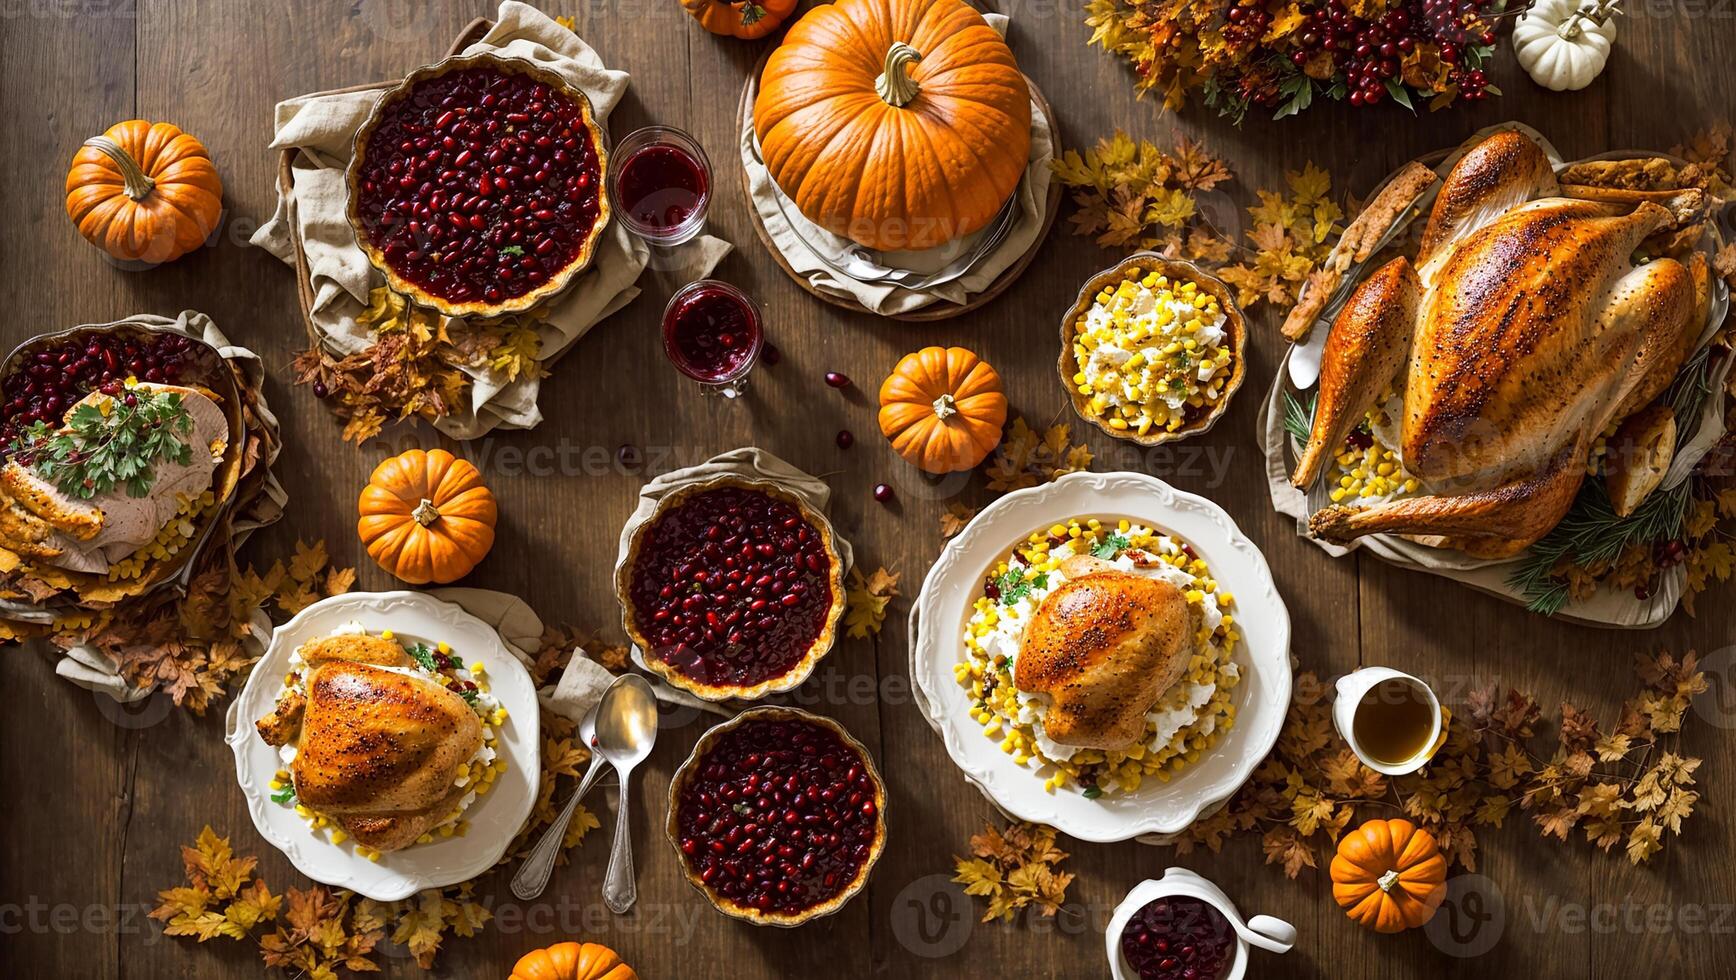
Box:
[1120,896,1236,980]
[676,718,880,915]
[628,486,833,688]
[1,333,197,452]
[353,65,604,306]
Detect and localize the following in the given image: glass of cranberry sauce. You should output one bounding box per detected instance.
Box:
[662,280,763,398]
[609,126,711,246]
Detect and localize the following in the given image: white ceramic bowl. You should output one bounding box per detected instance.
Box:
[1107,869,1296,980]
[226,590,540,900]
[909,471,1291,842]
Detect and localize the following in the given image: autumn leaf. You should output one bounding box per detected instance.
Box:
[983,418,1091,493]
[939,503,977,539]
[844,567,901,639]
[952,820,1072,923]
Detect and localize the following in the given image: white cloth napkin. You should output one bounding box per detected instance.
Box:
[611,448,855,715]
[46,310,288,700]
[250,0,729,439]
[741,13,1054,315]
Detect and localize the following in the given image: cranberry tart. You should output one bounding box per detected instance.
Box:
[666,707,887,926]
[346,53,611,318]
[617,477,846,701]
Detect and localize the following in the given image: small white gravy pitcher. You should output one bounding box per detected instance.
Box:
[1107,868,1296,980]
[1332,667,1446,776]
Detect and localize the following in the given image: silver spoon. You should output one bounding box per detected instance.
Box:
[598,674,659,914]
[510,692,610,901]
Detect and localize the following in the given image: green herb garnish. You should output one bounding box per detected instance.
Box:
[996,566,1049,606]
[405,642,440,672]
[1081,786,1103,800]
[1091,533,1131,559]
[270,787,296,805]
[457,687,480,706]
[499,245,526,257]
[1281,389,1317,446]
[10,387,194,500]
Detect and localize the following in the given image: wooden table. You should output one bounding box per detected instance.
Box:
[3,2,1733,978]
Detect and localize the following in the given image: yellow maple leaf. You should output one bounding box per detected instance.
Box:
[288,539,329,584]
[844,567,901,639]
[1626,818,1664,864]
[225,878,282,932]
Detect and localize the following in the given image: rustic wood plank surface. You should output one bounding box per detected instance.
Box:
[2,1,1733,978]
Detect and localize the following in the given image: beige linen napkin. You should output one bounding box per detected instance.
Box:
[741,13,1054,316]
[612,448,855,715]
[1260,122,1732,628]
[251,0,729,439]
[47,311,289,701]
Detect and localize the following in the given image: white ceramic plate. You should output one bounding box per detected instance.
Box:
[226,591,540,900]
[909,471,1291,842]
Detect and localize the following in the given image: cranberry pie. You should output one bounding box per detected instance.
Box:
[666,707,887,926]
[346,53,611,318]
[618,477,845,701]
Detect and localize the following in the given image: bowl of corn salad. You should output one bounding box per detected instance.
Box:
[955,517,1242,799]
[1059,254,1248,446]
[228,590,540,901]
[910,471,1291,842]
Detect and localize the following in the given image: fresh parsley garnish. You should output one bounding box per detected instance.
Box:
[1091,533,1131,559]
[10,387,194,499]
[457,687,480,706]
[499,245,526,257]
[1081,786,1103,800]
[270,787,296,805]
[405,642,440,672]
[996,566,1048,606]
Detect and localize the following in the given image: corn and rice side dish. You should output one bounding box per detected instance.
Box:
[269,623,508,861]
[954,518,1241,798]
[1068,269,1235,437]
[1327,391,1420,507]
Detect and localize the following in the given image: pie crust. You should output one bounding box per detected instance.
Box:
[663,706,888,927]
[616,475,846,702]
[344,52,612,320]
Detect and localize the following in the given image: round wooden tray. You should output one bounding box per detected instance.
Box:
[736,45,1060,323]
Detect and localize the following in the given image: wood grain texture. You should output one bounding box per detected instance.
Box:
[1,1,1733,978]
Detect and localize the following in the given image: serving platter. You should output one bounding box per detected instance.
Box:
[909,471,1291,842]
[226,590,540,901]
[1259,124,1735,627]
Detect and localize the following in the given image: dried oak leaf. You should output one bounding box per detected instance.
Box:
[844,567,901,639]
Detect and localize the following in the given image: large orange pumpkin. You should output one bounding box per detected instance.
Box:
[1330,818,1448,933]
[753,0,1031,251]
[682,0,796,39]
[508,941,636,980]
[878,346,1007,474]
[357,449,497,585]
[65,120,223,265]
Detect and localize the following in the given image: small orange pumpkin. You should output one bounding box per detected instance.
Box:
[357,449,497,585]
[681,0,797,39]
[65,120,223,265]
[1330,818,1448,933]
[508,941,636,980]
[878,346,1007,474]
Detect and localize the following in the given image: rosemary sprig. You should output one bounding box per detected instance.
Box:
[9,387,194,500]
[1506,347,1716,615]
[1282,389,1317,446]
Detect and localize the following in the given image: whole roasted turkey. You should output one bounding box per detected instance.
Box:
[1292,130,1713,558]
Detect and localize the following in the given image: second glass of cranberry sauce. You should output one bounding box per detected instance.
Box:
[353,66,602,306]
[616,142,708,231]
[663,283,761,384]
[629,486,831,688]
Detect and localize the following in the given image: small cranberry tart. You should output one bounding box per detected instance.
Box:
[617,477,845,701]
[666,707,887,926]
[346,53,611,318]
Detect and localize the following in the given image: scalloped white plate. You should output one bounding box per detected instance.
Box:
[910,472,1291,842]
[226,591,540,900]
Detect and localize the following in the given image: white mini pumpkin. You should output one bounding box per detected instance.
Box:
[1512,0,1620,92]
